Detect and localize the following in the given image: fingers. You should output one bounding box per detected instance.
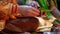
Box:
[18,6,40,17]
[30,7,40,13]
[27,9,40,16]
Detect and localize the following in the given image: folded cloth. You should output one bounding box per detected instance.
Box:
[36,15,56,32]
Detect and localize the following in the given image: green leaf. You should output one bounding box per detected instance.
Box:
[31,32,37,34]
[37,0,51,19]
[53,20,60,24]
[37,0,48,9]
[45,11,51,19]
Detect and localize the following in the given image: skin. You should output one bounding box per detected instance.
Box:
[0,1,40,19]
[0,0,40,29]
[17,6,40,17]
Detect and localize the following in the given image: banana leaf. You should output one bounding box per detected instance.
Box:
[37,0,48,9]
[37,0,51,18]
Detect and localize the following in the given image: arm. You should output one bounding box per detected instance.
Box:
[51,7,60,19]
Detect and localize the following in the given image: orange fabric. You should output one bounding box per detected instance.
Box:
[11,5,17,14]
[10,4,17,19]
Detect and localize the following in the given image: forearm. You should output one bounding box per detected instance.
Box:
[51,7,60,19]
